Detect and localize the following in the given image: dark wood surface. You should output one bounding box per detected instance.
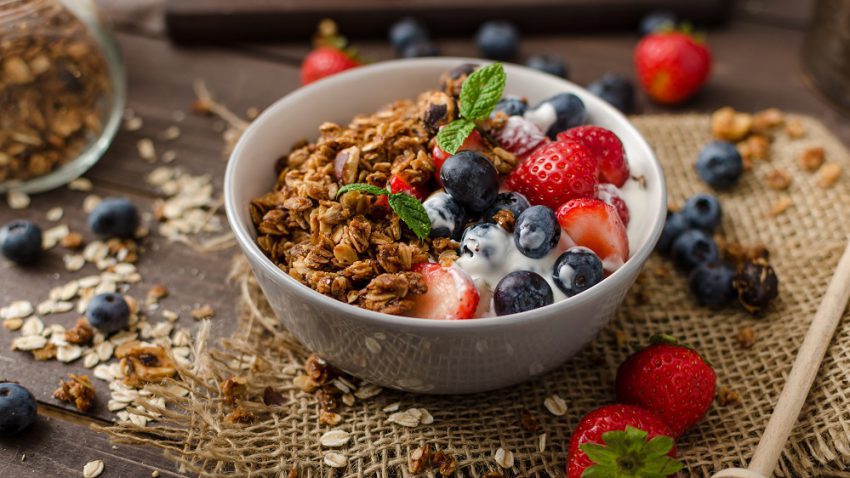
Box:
[3,1,850,475]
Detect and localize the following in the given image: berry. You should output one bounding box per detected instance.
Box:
[682,193,722,232]
[409,262,479,320]
[656,211,688,254]
[460,223,509,268]
[493,96,528,117]
[597,183,630,226]
[556,198,629,273]
[86,292,131,334]
[635,31,711,104]
[696,141,743,189]
[558,125,630,187]
[567,404,681,478]
[553,247,604,297]
[525,93,587,139]
[300,47,359,85]
[493,116,547,157]
[423,191,466,240]
[689,261,736,308]
[505,139,598,210]
[88,197,139,238]
[526,54,568,78]
[401,41,440,58]
[0,220,42,265]
[440,151,500,215]
[670,229,719,272]
[431,128,486,184]
[616,336,717,437]
[482,192,530,224]
[587,73,636,114]
[639,10,677,36]
[389,17,429,52]
[0,382,37,436]
[513,205,560,259]
[733,257,779,314]
[388,174,429,201]
[493,271,553,316]
[475,21,519,60]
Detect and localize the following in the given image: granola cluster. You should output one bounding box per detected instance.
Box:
[250,74,515,315]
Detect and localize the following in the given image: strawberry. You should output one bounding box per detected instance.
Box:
[300,47,359,85]
[557,126,630,187]
[567,404,682,478]
[635,31,711,104]
[493,116,548,158]
[431,129,486,184]
[375,174,431,210]
[556,198,629,273]
[504,140,598,210]
[616,335,717,437]
[408,263,479,320]
[597,183,630,226]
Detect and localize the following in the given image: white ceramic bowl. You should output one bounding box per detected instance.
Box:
[225,58,667,394]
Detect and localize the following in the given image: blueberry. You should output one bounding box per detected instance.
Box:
[656,211,689,254]
[423,191,467,240]
[493,97,529,117]
[0,220,42,265]
[553,247,604,297]
[88,197,139,238]
[0,382,37,436]
[439,151,499,215]
[696,141,744,190]
[671,229,719,272]
[526,54,568,78]
[682,194,722,232]
[514,205,560,259]
[493,271,554,315]
[475,21,519,61]
[482,193,529,224]
[688,261,736,308]
[587,73,635,114]
[401,41,440,58]
[460,223,509,268]
[389,17,430,53]
[86,292,130,334]
[639,10,677,36]
[526,93,587,139]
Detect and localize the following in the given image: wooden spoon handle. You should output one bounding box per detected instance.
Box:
[747,239,850,476]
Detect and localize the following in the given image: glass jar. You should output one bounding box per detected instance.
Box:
[802,0,850,114]
[0,0,125,193]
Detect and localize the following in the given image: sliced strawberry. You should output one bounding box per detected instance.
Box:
[557,125,630,187]
[557,198,629,273]
[597,183,630,226]
[432,129,486,185]
[493,116,547,157]
[408,262,479,320]
[388,174,429,201]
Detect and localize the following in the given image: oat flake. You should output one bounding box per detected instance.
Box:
[319,429,351,448]
[7,191,30,209]
[544,394,567,416]
[68,177,93,191]
[83,459,104,478]
[11,335,47,351]
[494,448,514,469]
[323,452,348,469]
[46,207,64,221]
[387,410,420,428]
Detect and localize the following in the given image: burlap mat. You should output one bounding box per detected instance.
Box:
[107,114,850,478]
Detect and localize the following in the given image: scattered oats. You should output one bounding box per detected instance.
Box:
[113,262,136,275]
[191,304,215,320]
[245,106,260,119]
[109,330,138,346]
[538,433,547,453]
[717,385,742,406]
[544,394,567,416]
[59,281,80,301]
[494,448,514,469]
[46,207,64,221]
[769,195,793,217]
[42,224,70,249]
[112,389,140,404]
[3,318,23,331]
[162,126,181,140]
[83,351,100,368]
[78,275,101,289]
[11,335,48,351]
[382,402,401,413]
[7,190,30,209]
[151,322,174,339]
[83,459,104,478]
[83,194,102,213]
[128,412,148,427]
[57,345,82,363]
[320,429,352,448]
[108,400,128,412]
[137,138,157,162]
[2,300,33,320]
[711,107,751,141]
[332,379,351,394]
[96,341,114,361]
[323,452,348,469]
[171,347,191,359]
[417,408,434,425]
[21,316,44,336]
[172,110,186,122]
[341,393,355,407]
[353,383,382,400]
[162,150,177,163]
[52,301,74,313]
[68,177,93,191]
[364,336,381,354]
[171,328,191,347]
[162,310,179,322]
[152,471,160,478]
[124,116,143,131]
[817,162,841,189]
[63,254,86,272]
[93,364,114,382]
[387,409,420,428]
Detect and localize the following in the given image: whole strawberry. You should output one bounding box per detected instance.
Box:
[634,31,711,104]
[557,125,630,187]
[301,47,359,85]
[505,139,598,210]
[616,335,717,437]
[567,404,683,478]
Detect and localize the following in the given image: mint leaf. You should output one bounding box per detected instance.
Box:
[435,119,475,155]
[388,192,431,240]
[459,62,506,121]
[336,183,388,198]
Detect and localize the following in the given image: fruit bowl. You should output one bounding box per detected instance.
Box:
[224,58,667,394]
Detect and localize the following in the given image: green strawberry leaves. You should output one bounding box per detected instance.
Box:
[336,183,431,240]
[436,63,506,155]
[580,426,683,478]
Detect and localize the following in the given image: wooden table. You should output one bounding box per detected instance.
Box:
[1,1,847,476]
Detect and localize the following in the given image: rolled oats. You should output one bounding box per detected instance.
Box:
[543,394,568,416]
[323,452,348,469]
[83,460,104,478]
[817,162,841,189]
[319,429,351,447]
[494,448,514,469]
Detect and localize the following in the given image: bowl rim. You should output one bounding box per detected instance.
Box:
[224,57,667,332]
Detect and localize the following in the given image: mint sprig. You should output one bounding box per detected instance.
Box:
[337,183,431,240]
[436,63,506,155]
[579,426,683,478]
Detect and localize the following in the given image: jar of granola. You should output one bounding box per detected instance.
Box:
[0,0,125,193]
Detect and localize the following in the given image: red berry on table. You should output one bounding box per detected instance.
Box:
[597,183,630,226]
[615,335,717,437]
[556,197,629,273]
[408,262,479,320]
[567,404,682,478]
[557,125,630,187]
[431,128,486,184]
[634,31,711,104]
[300,47,359,85]
[505,139,598,210]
